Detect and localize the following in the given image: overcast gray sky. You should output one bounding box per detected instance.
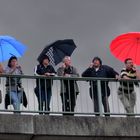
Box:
[1,0,140,114]
[0,0,140,74]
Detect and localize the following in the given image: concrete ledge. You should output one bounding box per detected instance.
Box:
[0,114,33,134]
[0,114,140,139]
[34,116,140,137]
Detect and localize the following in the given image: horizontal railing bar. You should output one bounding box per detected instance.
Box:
[0,109,139,116]
[0,74,140,82]
[0,74,140,116]
[0,108,139,116]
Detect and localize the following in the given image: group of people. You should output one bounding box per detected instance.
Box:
[0,55,139,116]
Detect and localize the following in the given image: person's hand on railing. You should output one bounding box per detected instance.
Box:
[45,72,51,76]
[115,75,121,80]
[64,74,71,77]
[45,72,55,77]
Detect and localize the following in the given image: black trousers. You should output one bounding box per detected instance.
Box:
[34,87,52,114]
[90,85,110,116]
[61,92,77,115]
[61,81,77,115]
[93,95,110,116]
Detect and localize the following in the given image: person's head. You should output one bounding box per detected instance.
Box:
[63,56,71,66]
[8,56,18,68]
[92,57,102,68]
[124,58,134,70]
[40,55,50,66]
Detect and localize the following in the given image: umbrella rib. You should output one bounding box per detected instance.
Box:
[53,48,66,64]
[112,40,133,57]
[5,39,23,56]
[111,38,133,51]
[136,45,140,65]
[134,41,139,64]
[38,39,76,65]
[115,40,134,61]
[54,47,73,56]
[123,40,136,59]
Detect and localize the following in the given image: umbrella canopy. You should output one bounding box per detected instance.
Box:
[0,36,27,62]
[37,39,77,65]
[110,32,140,65]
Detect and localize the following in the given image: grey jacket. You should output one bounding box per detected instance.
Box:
[5,66,23,92]
[57,66,79,94]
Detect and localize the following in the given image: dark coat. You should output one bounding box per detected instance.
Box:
[5,90,28,109]
[35,64,56,89]
[82,65,118,97]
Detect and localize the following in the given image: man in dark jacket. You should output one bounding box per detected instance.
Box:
[82,57,119,116]
[34,55,56,114]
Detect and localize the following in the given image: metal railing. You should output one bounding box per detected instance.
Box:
[0,74,140,116]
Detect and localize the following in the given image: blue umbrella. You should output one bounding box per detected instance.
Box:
[0,36,27,62]
[37,39,77,66]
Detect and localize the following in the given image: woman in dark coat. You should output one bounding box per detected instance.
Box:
[34,55,56,114]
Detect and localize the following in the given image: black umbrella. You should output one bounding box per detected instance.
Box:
[37,39,77,65]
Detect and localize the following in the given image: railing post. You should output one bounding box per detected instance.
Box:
[97,80,103,116]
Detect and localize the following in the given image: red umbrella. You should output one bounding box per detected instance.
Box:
[110,32,140,65]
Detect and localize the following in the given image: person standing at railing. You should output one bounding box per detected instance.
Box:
[57,56,79,115]
[118,58,140,115]
[34,55,56,114]
[4,56,24,112]
[82,57,119,116]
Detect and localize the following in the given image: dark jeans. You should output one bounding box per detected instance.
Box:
[34,87,52,114]
[93,96,110,116]
[90,86,110,116]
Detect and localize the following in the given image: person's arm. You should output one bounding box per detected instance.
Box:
[122,75,131,79]
[17,65,23,75]
[135,69,140,79]
[105,65,119,78]
[57,67,65,76]
[34,65,45,76]
[119,69,131,79]
[4,67,16,74]
[82,68,93,77]
[70,67,79,77]
[45,66,56,76]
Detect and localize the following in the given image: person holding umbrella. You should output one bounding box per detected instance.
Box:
[117,58,140,115]
[57,56,79,115]
[82,57,119,116]
[34,55,56,114]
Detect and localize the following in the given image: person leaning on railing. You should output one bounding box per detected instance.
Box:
[117,58,140,115]
[82,56,119,116]
[4,56,27,112]
[57,56,79,116]
[34,55,56,114]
